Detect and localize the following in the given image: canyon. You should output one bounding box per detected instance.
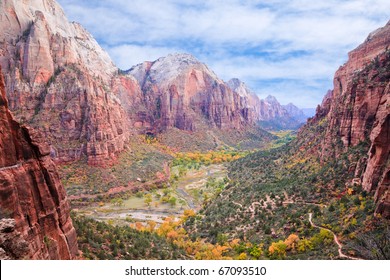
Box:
[0,0,306,166]
[0,0,389,260]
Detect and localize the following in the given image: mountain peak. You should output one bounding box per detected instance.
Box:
[0,0,116,82]
[227,78,244,88]
[129,52,221,86]
[227,78,256,98]
[265,95,278,103]
[158,53,200,64]
[283,103,300,111]
[282,103,307,123]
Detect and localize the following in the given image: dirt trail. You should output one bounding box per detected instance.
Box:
[309,213,362,260]
[238,193,363,260]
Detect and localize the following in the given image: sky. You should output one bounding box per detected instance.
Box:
[56,0,390,108]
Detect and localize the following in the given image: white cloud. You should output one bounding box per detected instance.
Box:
[57,0,390,107]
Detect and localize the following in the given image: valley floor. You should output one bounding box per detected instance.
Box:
[73,164,227,226]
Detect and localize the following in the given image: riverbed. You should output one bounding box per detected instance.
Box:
[75,164,227,225]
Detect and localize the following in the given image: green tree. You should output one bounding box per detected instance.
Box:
[144,194,152,207]
[169,196,177,207]
[111,198,124,207]
[249,244,263,260]
[216,233,228,245]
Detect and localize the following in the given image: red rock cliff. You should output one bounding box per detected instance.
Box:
[0,1,270,165]
[127,54,257,132]
[305,21,390,218]
[0,0,130,166]
[0,66,78,259]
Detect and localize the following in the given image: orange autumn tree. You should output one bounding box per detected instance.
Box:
[268,234,300,259]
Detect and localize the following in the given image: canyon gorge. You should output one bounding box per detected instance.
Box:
[0,0,388,260]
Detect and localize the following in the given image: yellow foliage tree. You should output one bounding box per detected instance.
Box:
[229,239,241,248]
[181,209,196,222]
[297,238,313,253]
[268,240,287,259]
[144,193,152,207]
[146,220,157,232]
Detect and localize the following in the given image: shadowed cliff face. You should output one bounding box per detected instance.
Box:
[303,21,390,218]
[0,66,78,259]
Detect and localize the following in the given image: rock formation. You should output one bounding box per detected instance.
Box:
[226,78,263,122]
[227,78,304,129]
[0,0,130,166]
[303,21,390,218]
[0,1,274,165]
[0,66,78,259]
[126,54,257,132]
[0,219,29,260]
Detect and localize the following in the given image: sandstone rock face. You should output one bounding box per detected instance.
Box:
[0,66,78,259]
[226,78,262,122]
[305,21,390,218]
[261,95,289,120]
[127,54,256,132]
[0,0,130,166]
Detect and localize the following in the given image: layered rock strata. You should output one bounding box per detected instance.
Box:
[127,54,257,132]
[0,0,129,166]
[0,66,78,259]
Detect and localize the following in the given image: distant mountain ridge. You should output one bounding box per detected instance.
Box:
[283,103,308,123]
[227,78,309,130]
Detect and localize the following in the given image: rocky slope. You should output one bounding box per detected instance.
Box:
[0,218,29,259]
[0,66,78,259]
[0,0,130,166]
[305,20,390,217]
